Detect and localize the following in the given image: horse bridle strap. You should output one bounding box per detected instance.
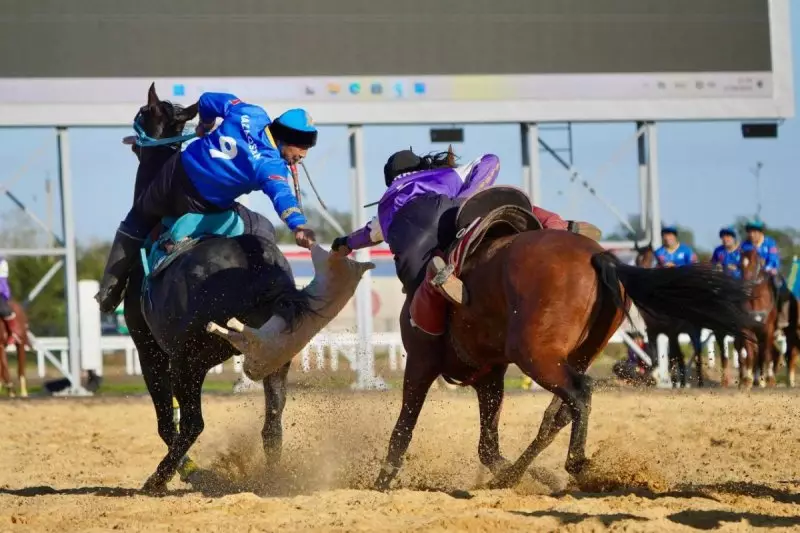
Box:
[132,111,198,147]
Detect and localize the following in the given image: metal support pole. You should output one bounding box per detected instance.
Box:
[636,122,649,241]
[520,123,541,204]
[348,125,383,391]
[23,259,64,306]
[646,122,662,243]
[57,127,91,396]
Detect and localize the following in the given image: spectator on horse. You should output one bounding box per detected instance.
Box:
[654,226,698,267]
[331,147,599,338]
[741,219,789,328]
[95,91,320,313]
[0,257,22,345]
[711,226,742,279]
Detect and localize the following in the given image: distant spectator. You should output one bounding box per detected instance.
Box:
[654,226,698,267]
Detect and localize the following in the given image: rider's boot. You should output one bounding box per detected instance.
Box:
[95,227,145,314]
[3,312,23,345]
[428,255,467,305]
[568,220,603,241]
[410,257,459,336]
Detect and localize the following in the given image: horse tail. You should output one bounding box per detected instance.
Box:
[590,251,757,338]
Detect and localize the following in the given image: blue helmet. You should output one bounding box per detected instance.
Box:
[661,225,678,237]
[270,108,318,147]
[719,226,737,239]
[745,219,766,232]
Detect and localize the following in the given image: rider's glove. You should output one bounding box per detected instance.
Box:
[332,236,349,252]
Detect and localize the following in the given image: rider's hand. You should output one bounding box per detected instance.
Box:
[195,122,215,137]
[294,226,317,249]
[331,236,352,257]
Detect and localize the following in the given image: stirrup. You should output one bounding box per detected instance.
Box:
[429,256,467,305]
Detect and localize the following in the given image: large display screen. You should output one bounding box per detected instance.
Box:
[0,0,792,125]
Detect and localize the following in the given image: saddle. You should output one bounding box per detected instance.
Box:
[142,210,245,281]
[445,186,542,278]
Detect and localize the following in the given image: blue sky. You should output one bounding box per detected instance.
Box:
[1,12,799,252]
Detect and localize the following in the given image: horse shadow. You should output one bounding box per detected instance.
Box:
[0,485,193,498]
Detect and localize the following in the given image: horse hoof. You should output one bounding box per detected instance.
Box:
[141,476,169,496]
[565,458,589,477]
[487,458,512,476]
[487,466,522,490]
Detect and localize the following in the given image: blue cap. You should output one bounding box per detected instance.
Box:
[270,108,318,147]
[661,225,678,236]
[745,219,765,232]
[719,226,737,238]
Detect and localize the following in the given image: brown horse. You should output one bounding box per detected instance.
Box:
[739,246,778,388]
[634,246,705,387]
[374,190,755,490]
[0,300,29,397]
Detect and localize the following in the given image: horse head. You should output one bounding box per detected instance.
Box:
[740,246,765,283]
[135,82,198,142]
[634,244,655,268]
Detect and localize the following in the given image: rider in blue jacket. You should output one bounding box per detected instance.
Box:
[741,219,789,327]
[710,226,742,279]
[654,226,698,267]
[95,92,319,313]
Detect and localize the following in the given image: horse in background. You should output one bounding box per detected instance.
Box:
[634,245,706,387]
[738,246,778,388]
[0,300,28,397]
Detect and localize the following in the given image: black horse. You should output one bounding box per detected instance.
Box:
[634,245,706,387]
[123,83,311,494]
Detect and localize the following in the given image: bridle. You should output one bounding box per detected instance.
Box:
[132,104,197,147]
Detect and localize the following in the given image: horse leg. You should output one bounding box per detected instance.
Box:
[488,394,572,489]
[138,342,176,451]
[718,333,730,388]
[261,362,291,471]
[491,338,592,488]
[784,328,799,388]
[16,341,27,398]
[764,322,777,387]
[692,331,704,388]
[669,335,685,388]
[0,346,11,396]
[740,336,755,390]
[472,365,510,474]
[142,361,207,494]
[374,305,441,491]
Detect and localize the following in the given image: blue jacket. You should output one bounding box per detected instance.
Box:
[711,244,742,279]
[741,236,780,272]
[654,243,697,267]
[180,92,307,230]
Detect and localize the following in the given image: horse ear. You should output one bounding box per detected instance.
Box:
[147,82,160,108]
[446,144,455,166]
[176,102,199,123]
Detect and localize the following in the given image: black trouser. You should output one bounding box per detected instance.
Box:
[0,297,12,318]
[121,152,276,242]
[387,193,460,294]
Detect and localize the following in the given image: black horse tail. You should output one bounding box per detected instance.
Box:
[590,251,758,338]
[257,280,314,333]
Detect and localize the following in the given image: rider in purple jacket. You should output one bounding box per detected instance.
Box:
[332,148,591,337]
[0,257,22,344]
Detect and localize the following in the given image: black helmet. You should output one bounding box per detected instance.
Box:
[383,149,421,187]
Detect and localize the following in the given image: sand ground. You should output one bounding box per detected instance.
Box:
[2,387,800,532]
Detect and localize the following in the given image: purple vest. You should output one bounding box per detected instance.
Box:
[346,154,500,249]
